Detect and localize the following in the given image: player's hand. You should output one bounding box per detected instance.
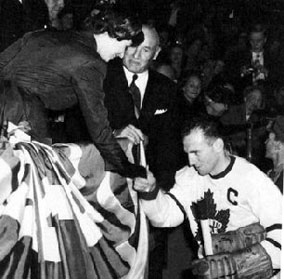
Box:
[133,167,156,192]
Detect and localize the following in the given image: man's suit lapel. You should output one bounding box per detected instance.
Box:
[141,70,157,114]
[113,63,135,109]
[116,62,129,91]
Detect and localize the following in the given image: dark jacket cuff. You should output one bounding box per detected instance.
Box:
[139,185,159,200]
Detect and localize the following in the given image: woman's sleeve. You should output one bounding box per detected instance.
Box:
[0,33,31,74]
[72,61,146,178]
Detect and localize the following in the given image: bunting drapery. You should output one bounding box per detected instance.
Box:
[0,138,148,279]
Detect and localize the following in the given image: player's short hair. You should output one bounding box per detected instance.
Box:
[181,116,224,144]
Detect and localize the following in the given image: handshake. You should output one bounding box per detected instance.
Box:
[133,167,156,193]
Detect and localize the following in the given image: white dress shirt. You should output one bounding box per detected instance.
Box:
[252,51,264,66]
[123,66,149,108]
[251,51,265,82]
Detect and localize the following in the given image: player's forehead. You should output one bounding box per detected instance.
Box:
[183,128,210,150]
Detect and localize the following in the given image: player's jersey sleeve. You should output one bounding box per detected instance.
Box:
[246,167,282,269]
[140,166,197,228]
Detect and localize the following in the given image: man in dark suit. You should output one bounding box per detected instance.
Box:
[104,25,183,279]
[225,23,279,97]
[104,24,183,191]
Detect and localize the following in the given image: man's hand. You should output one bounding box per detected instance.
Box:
[256,64,269,78]
[253,61,269,78]
[133,168,156,192]
[113,124,144,145]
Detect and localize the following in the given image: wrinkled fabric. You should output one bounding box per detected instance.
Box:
[0,29,145,178]
[0,139,148,279]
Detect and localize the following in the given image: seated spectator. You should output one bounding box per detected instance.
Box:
[178,71,203,122]
[184,38,203,72]
[198,42,212,64]
[266,115,284,192]
[221,85,269,170]
[221,85,265,125]
[168,43,187,82]
[155,25,172,64]
[200,59,216,90]
[201,81,233,119]
[243,85,265,121]
[268,83,284,116]
[224,31,248,60]
[225,23,280,96]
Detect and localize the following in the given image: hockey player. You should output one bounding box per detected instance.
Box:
[134,117,282,278]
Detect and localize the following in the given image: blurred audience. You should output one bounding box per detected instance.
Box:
[168,43,187,82]
[1,1,284,278]
[225,23,281,97]
[266,115,284,192]
[177,71,203,123]
[221,85,269,170]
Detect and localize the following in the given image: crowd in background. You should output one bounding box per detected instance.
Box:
[0,1,283,278]
[146,0,284,175]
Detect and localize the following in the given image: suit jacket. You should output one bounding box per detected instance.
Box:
[225,47,279,94]
[104,59,183,190]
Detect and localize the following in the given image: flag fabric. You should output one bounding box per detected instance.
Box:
[0,139,148,279]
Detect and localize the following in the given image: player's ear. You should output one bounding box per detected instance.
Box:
[213,138,224,152]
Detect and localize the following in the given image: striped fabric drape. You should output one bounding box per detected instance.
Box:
[0,139,148,279]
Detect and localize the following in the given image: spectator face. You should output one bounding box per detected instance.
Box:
[205,96,227,117]
[245,89,262,113]
[275,87,284,107]
[170,46,183,65]
[183,76,201,103]
[214,60,225,75]
[61,13,73,30]
[123,26,160,73]
[159,30,169,48]
[186,39,202,56]
[250,31,266,52]
[183,128,220,175]
[238,32,248,49]
[265,132,281,161]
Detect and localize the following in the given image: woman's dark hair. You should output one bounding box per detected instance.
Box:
[205,80,234,105]
[81,6,144,46]
[181,70,202,86]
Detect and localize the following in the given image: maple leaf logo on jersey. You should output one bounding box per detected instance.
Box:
[191,189,230,241]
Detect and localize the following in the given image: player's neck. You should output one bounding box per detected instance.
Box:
[210,154,231,177]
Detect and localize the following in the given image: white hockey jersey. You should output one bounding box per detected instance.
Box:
[141,156,282,269]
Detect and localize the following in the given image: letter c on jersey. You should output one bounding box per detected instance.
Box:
[227,187,238,205]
